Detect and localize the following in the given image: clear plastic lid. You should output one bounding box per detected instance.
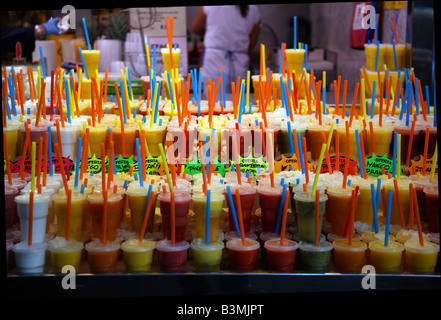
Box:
[264,239,298,251]
[226,238,260,251]
[155,239,189,252]
[298,240,333,252]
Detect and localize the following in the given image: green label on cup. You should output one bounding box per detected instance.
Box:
[86,155,107,174]
[364,153,405,177]
[185,156,227,177]
[228,154,269,178]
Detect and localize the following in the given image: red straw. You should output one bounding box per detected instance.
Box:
[171,191,176,244]
[409,183,414,230]
[235,188,246,245]
[65,189,72,241]
[280,188,290,246]
[314,189,320,246]
[412,187,425,246]
[199,142,208,195]
[393,179,406,228]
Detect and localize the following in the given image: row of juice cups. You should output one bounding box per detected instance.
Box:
[6,228,439,274]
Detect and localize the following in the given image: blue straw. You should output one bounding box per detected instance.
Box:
[198,68,202,108]
[226,186,241,237]
[415,78,420,115]
[127,67,133,100]
[274,183,288,234]
[8,77,17,116]
[64,79,72,123]
[384,189,393,247]
[123,180,129,189]
[370,184,379,233]
[152,45,157,71]
[167,71,175,106]
[135,138,144,187]
[392,41,398,71]
[134,172,138,181]
[392,132,398,178]
[375,41,380,71]
[287,121,294,155]
[304,44,308,70]
[370,80,376,118]
[74,137,82,188]
[297,132,305,174]
[293,17,297,49]
[80,184,85,194]
[120,81,127,124]
[78,48,90,79]
[322,85,326,114]
[47,127,53,176]
[425,85,431,115]
[39,46,46,79]
[205,189,211,245]
[374,14,378,45]
[434,83,437,127]
[355,129,364,178]
[222,69,226,109]
[82,18,91,50]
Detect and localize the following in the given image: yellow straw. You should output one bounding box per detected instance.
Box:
[430,142,437,183]
[31,141,36,194]
[326,122,335,150]
[311,143,327,197]
[158,142,173,192]
[397,133,401,180]
[146,44,151,69]
[323,71,326,90]
[262,44,266,74]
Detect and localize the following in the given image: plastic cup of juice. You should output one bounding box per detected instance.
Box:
[5,185,19,230]
[384,43,405,71]
[192,192,225,242]
[111,123,139,158]
[258,184,284,233]
[335,123,363,161]
[350,178,378,224]
[364,43,386,72]
[50,124,82,162]
[327,232,361,243]
[361,231,396,244]
[82,49,101,77]
[4,123,20,161]
[366,124,394,157]
[225,183,256,234]
[143,125,166,157]
[190,238,224,272]
[161,48,180,75]
[381,179,412,226]
[12,241,47,274]
[294,192,328,243]
[87,192,124,242]
[325,186,356,236]
[121,238,156,272]
[285,48,305,76]
[404,239,440,274]
[85,239,120,273]
[424,186,439,233]
[156,239,189,272]
[332,239,367,273]
[48,236,84,273]
[53,192,87,241]
[306,124,334,161]
[368,240,404,273]
[413,177,437,223]
[88,125,109,158]
[158,191,191,243]
[126,185,157,236]
[226,238,260,272]
[298,240,333,273]
[15,193,51,244]
[264,239,298,272]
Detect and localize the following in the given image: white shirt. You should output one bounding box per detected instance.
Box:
[201,5,260,95]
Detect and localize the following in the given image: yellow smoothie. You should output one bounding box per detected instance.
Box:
[368,240,404,273]
[384,43,405,71]
[364,43,386,72]
[404,239,439,274]
[48,236,84,273]
[53,192,87,241]
[192,192,225,242]
[121,238,155,272]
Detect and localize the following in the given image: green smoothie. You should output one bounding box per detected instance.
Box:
[294,192,328,243]
[298,240,333,272]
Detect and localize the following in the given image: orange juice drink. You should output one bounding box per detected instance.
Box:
[368,240,404,273]
[53,192,87,241]
[404,239,439,274]
[121,238,155,272]
[365,124,394,157]
[364,43,386,72]
[88,125,109,158]
[48,236,84,273]
[126,185,157,235]
[362,69,385,98]
[332,239,367,273]
[161,48,180,75]
[285,49,305,76]
[192,192,225,242]
[384,43,405,71]
[350,177,379,224]
[335,120,364,161]
[142,124,167,157]
[325,186,356,235]
[82,49,100,77]
[381,178,413,226]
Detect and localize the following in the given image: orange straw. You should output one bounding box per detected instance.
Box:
[409,183,414,230]
[361,66,373,97]
[369,121,376,155]
[54,143,69,193]
[405,121,416,166]
[335,133,340,172]
[235,188,246,245]
[139,186,155,242]
[321,132,333,174]
[349,83,360,126]
[422,127,430,175]
[393,179,406,228]
[342,79,348,119]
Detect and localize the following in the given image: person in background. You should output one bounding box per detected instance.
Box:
[191,5,261,95]
[1,17,64,61]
